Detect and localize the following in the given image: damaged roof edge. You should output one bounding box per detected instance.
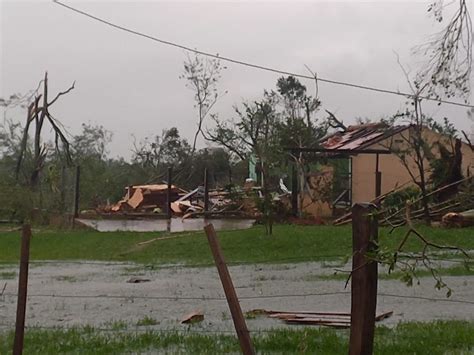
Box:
[321,124,411,151]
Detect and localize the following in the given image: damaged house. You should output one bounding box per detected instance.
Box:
[300,123,474,218]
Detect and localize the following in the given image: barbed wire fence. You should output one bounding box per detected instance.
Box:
[1,204,473,353]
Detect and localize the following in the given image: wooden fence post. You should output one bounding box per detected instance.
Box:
[291,164,298,217]
[167,167,172,219]
[349,203,378,355]
[204,168,209,213]
[204,224,255,355]
[73,165,80,219]
[13,224,32,355]
[375,153,381,201]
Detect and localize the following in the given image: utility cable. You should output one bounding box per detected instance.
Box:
[52,0,473,109]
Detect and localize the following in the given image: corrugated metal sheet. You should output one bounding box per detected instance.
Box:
[322,124,409,151]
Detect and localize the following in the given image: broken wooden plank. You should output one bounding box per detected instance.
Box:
[284,318,351,328]
[126,277,150,283]
[269,313,351,320]
[258,309,392,329]
[170,202,182,214]
[375,311,393,321]
[267,311,351,317]
[181,311,204,324]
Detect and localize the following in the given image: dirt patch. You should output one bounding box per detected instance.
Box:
[0,261,472,332]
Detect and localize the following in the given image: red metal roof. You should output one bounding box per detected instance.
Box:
[321,123,409,151]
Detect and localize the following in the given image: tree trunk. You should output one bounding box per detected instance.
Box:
[261,161,273,236]
[419,182,431,225]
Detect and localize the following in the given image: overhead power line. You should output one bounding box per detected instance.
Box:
[53,0,473,109]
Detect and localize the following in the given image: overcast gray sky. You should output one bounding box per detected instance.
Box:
[1,0,473,159]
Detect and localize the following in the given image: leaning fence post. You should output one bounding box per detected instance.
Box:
[349,203,378,355]
[204,224,255,355]
[13,224,32,355]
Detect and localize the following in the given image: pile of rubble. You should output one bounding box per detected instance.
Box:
[103,183,257,218]
[100,178,294,219]
[108,184,181,213]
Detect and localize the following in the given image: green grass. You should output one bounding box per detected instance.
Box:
[53,275,79,282]
[136,316,159,326]
[0,225,472,266]
[0,321,472,354]
[0,271,16,279]
[106,320,128,331]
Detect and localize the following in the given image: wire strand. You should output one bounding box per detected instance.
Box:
[1,291,349,301]
[2,291,473,304]
[52,0,473,109]
[0,324,312,335]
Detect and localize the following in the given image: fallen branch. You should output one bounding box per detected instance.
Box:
[136,232,197,246]
[388,202,471,295]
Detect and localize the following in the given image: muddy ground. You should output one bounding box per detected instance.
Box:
[1,260,473,332]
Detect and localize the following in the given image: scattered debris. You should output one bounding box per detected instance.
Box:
[181,311,204,324]
[110,184,182,213]
[442,209,474,227]
[126,277,151,284]
[335,176,474,226]
[95,171,298,221]
[136,232,197,246]
[375,311,394,321]
[103,183,256,219]
[244,309,268,319]
[247,309,393,328]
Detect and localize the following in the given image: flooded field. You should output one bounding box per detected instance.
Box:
[76,218,255,232]
[1,261,472,332]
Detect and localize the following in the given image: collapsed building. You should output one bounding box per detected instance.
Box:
[111,184,181,213]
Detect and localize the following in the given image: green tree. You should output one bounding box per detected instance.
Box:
[73,123,112,160]
[275,76,327,214]
[132,127,191,169]
[208,94,280,234]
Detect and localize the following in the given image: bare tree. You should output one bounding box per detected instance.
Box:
[414,0,472,100]
[180,53,226,155]
[387,0,472,223]
[387,105,433,224]
[14,72,75,187]
[462,108,474,151]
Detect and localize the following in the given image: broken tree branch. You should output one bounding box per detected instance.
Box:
[325,110,347,131]
[48,81,76,107]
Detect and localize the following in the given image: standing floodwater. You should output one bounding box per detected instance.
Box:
[76,218,255,232]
